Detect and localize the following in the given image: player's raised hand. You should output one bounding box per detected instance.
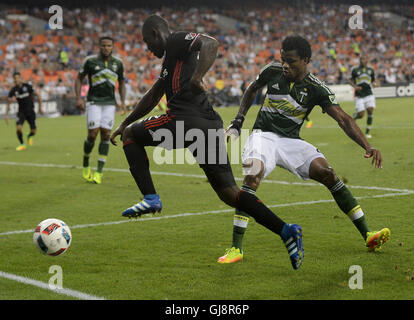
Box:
[364,147,383,169]
[224,114,245,142]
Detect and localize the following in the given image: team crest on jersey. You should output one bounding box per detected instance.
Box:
[185,33,197,40]
[23,86,27,92]
[329,94,338,104]
[95,65,100,70]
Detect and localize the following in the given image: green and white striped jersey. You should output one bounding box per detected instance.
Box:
[351,66,375,98]
[79,54,124,105]
[253,62,339,139]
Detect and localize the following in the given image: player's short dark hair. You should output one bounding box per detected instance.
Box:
[282,35,312,61]
[13,71,21,77]
[99,36,114,44]
[143,14,169,32]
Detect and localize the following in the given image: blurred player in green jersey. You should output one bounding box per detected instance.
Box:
[75,36,126,184]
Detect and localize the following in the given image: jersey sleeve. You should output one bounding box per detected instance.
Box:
[79,57,90,77]
[255,62,283,88]
[317,84,339,112]
[350,67,357,81]
[27,84,34,94]
[8,87,15,98]
[117,60,125,81]
[167,32,201,58]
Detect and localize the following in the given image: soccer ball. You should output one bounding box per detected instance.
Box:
[33,218,72,256]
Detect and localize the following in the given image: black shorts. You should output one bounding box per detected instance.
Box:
[16,111,36,129]
[130,113,237,190]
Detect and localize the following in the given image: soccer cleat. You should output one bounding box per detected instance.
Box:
[217,247,243,264]
[92,171,103,184]
[306,120,313,128]
[122,194,162,218]
[366,228,390,252]
[281,223,304,270]
[27,135,34,146]
[82,167,93,182]
[16,144,26,151]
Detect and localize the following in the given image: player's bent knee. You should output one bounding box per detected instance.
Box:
[321,167,338,187]
[122,125,134,142]
[242,159,264,180]
[216,185,239,208]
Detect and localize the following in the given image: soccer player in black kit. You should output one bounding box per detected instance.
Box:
[6,72,44,151]
[110,15,304,270]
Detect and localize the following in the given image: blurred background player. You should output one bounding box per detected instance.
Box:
[350,55,377,139]
[5,72,43,151]
[219,36,389,264]
[75,36,126,184]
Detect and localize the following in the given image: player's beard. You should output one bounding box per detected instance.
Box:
[101,50,112,58]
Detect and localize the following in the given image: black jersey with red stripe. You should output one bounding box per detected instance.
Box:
[159,31,220,120]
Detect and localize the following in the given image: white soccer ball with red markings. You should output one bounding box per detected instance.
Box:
[33,219,72,256]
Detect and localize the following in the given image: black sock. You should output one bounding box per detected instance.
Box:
[28,132,35,138]
[123,140,156,195]
[236,190,285,236]
[17,131,23,144]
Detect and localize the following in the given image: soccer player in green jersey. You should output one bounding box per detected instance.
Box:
[350,55,377,138]
[75,36,126,184]
[219,36,390,264]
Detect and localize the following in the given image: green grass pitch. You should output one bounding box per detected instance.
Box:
[0,97,413,300]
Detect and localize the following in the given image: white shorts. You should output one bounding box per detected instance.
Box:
[241,129,325,180]
[355,95,376,113]
[86,103,116,130]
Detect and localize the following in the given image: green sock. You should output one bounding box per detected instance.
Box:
[366,115,373,134]
[330,180,370,240]
[97,140,110,173]
[83,139,95,167]
[232,185,254,251]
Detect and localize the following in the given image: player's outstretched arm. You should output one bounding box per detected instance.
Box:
[75,74,85,111]
[326,105,383,168]
[189,34,219,95]
[110,78,165,146]
[225,80,262,142]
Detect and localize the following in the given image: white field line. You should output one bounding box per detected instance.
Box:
[1,191,413,237]
[305,125,414,130]
[1,161,413,193]
[0,270,106,300]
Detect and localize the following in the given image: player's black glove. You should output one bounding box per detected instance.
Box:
[224,114,245,141]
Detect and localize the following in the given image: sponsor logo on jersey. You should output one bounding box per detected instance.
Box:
[272,83,279,90]
[329,94,338,104]
[185,33,197,40]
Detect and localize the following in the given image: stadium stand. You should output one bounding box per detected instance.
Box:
[1,1,413,108]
